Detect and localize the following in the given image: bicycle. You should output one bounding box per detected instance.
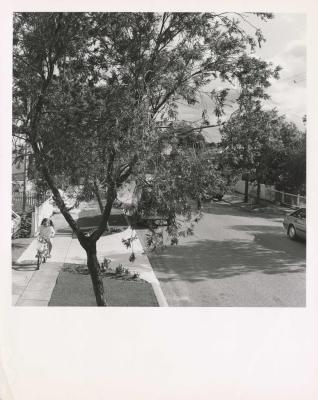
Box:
[36,237,49,270]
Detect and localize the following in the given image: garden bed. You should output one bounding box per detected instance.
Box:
[49,263,158,307]
[12,212,32,239]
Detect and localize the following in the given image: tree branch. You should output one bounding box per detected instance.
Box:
[31,142,82,236]
[91,150,117,241]
[116,154,138,186]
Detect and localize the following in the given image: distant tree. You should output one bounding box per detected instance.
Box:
[221,107,306,201]
[220,106,280,202]
[264,122,306,195]
[13,12,279,305]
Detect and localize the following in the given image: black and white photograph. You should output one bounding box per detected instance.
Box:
[2,2,318,400]
[11,11,306,307]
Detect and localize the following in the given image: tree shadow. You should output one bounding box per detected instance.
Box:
[11,243,28,250]
[76,209,127,229]
[55,228,73,235]
[54,206,128,238]
[148,232,305,283]
[13,259,38,271]
[229,224,306,256]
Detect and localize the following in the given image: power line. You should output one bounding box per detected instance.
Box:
[293,78,306,84]
[278,72,306,83]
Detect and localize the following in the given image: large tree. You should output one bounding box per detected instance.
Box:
[13,12,279,305]
[220,106,279,201]
[260,120,306,195]
[220,106,306,201]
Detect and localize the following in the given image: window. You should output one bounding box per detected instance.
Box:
[299,209,306,219]
[292,208,306,219]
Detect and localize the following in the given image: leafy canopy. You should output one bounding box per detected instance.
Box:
[220,104,306,194]
[13,12,280,237]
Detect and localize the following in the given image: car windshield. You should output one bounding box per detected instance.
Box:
[291,208,306,218]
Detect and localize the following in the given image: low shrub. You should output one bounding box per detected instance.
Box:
[13,212,32,238]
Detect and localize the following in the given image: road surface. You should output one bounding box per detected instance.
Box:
[139,201,306,307]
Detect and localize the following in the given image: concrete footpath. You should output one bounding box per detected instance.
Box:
[222,193,293,216]
[12,203,168,307]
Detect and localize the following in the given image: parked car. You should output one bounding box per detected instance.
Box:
[201,190,224,201]
[12,210,21,236]
[201,177,229,202]
[283,208,306,240]
[133,188,169,228]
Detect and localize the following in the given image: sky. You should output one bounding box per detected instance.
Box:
[177,13,306,142]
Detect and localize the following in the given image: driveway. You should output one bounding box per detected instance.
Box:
[138,201,306,307]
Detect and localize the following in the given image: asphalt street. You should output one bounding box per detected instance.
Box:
[140,201,306,307]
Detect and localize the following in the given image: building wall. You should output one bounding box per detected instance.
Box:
[31,198,53,236]
[234,180,275,202]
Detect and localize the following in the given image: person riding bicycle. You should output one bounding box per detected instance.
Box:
[36,218,55,258]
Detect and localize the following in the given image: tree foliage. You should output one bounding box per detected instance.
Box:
[264,122,306,195]
[220,105,306,196]
[13,12,280,305]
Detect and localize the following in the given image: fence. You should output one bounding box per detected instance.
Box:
[12,192,51,213]
[12,192,37,213]
[234,180,306,208]
[270,189,306,208]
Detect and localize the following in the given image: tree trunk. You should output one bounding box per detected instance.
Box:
[93,181,104,214]
[33,146,113,307]
[197,196,202,210]
[85,240,107,306]
[93,181,110,231]
[22,145,28,212]
[256,181,261,204]
[244,179,249,202]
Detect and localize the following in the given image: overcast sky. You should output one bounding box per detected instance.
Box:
[177,13,306,142]
[255,13,306,124]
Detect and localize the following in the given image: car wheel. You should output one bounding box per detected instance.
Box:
[288,224,297,240]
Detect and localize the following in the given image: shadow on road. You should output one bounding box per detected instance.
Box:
[230,224,306,252]
[148,229,305,283]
